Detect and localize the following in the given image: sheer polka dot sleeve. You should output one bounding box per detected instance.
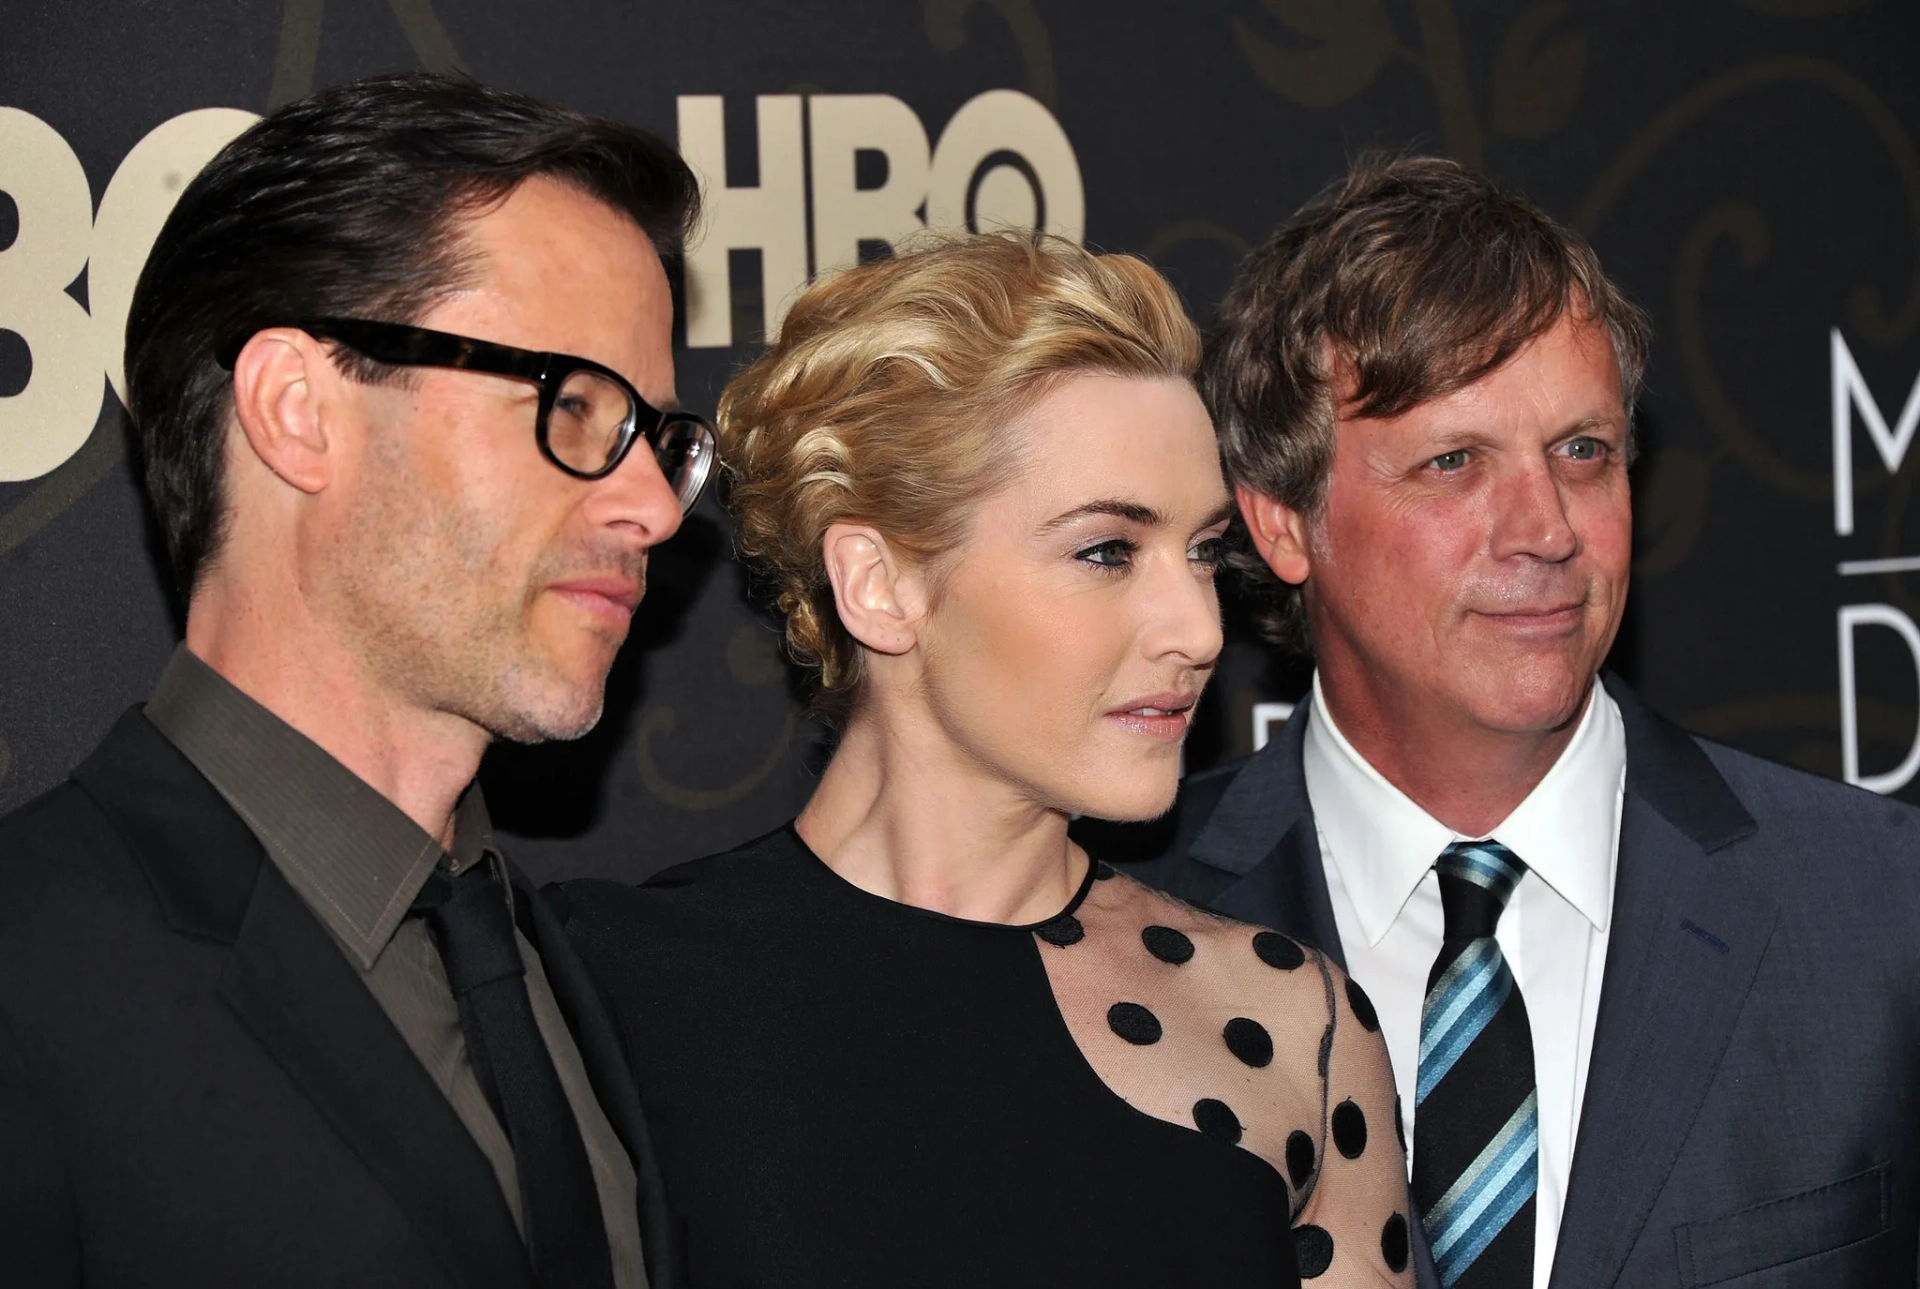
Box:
[1037,868,1414,1285]
[1291,958,1415,1286]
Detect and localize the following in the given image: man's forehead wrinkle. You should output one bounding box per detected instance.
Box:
[1353,338,1622,448]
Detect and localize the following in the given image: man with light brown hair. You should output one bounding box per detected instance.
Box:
[1118,156,1920,1288]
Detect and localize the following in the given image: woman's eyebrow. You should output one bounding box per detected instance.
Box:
[1036,499,1163,534]
[1197,502,1234,530]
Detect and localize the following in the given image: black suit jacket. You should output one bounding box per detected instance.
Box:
[1087,676,1920,1288]
[0,709,678,1288]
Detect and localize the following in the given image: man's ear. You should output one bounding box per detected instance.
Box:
[822,524,923,657]
[1235,482,1313,586]
[228,328,340,495]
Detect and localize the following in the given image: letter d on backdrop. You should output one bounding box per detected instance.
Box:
[1838,602,1920,793]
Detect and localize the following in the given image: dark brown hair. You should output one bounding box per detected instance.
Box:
[126,72,699,601]
[1202,153,1651,651]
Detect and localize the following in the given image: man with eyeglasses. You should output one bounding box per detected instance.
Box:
[0,74,708,1288]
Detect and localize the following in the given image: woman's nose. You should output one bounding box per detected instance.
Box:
[1142,555,1225,668]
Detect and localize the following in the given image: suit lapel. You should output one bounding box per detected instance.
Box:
[1188,701,1347,965]
[74,710,533,1289]
[1547,679,1773,1289]
[221,865,534,1289]
[516,868,683,1289]
[1206,817,1346,968]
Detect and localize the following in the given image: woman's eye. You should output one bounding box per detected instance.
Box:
[1076,539,1135,570]
[1430,449,1470,472]
[1190,536,1225,567]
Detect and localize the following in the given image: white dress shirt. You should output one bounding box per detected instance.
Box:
[1301,673,1626,1289]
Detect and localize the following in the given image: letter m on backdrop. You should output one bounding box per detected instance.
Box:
[1834,328,1920,535]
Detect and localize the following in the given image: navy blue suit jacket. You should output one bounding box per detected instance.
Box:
[1085,675,1920,1288]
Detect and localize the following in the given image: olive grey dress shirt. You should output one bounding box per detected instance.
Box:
[145,646,645,1288]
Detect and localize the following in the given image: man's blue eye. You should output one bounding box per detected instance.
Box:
[1432,450,1469,471]
[1564,437,1603,460]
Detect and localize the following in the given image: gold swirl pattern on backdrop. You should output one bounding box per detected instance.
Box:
[637,624,803,811]
[925,0,1057,109]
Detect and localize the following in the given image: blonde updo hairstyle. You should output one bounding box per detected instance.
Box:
[719,231,1201,717]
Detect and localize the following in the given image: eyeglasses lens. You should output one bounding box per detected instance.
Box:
[655,419,714,511]
[546,368,713,510]
[547,368,635,476]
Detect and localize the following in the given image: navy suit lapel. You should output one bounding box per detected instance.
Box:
[74,710,534,1289]
[1206,817,1346,969]
[1547,679,1773,1289]
[1187,702,1347,965]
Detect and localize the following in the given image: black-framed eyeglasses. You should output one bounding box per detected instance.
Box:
[229,317,716,512]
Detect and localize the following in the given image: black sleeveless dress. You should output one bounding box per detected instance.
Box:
[554,825,1413,1288]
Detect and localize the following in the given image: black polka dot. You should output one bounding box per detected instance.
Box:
[1192,1097,1242,1145]
[1106,1002,1162,1045]
[1141,924,1195,964]
[1223,1017,1274,1068]
[1394,1096,1406,1153]
[1345,977,1380,1032]
[1331,1099,1367,1159]
[1381,1213,1409,1273]
[1285,1130,1316,1187]
[1093,861,1116,880]
[1253,930,1305,970]
[1294,1224,1334,1278]
[1035,914,1083,946]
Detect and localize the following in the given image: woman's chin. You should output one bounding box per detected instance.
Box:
[1063,776,1180,825]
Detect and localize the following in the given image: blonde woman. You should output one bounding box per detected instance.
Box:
[553,234,1414,1287]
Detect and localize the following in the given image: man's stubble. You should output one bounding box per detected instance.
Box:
[321,425,640,745]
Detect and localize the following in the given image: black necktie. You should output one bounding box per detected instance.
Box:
[412,859,615,1289]
[1412,841,1538,1288]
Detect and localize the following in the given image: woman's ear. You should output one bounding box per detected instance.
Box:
[229,327,339,495]
[1235,482,1312,586]
[822,524,924,657]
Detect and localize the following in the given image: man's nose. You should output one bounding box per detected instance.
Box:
[1489,460,1578,563]
[584,439,686,548]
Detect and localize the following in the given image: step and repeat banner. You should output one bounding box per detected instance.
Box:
[2,0,1918,883]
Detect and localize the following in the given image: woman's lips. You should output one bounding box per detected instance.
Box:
[1106,694,1198,743]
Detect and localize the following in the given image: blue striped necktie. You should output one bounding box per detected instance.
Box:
[1412,841,1537,1288]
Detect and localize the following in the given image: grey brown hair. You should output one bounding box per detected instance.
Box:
[1202,154,1651,651]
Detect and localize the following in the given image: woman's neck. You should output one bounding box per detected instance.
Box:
[795,708,1086,925]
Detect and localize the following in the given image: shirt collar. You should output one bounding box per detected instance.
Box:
[1302,671,1625,947]
[145,645,490,969]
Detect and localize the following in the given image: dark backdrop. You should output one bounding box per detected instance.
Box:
[4,0,1919,884]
